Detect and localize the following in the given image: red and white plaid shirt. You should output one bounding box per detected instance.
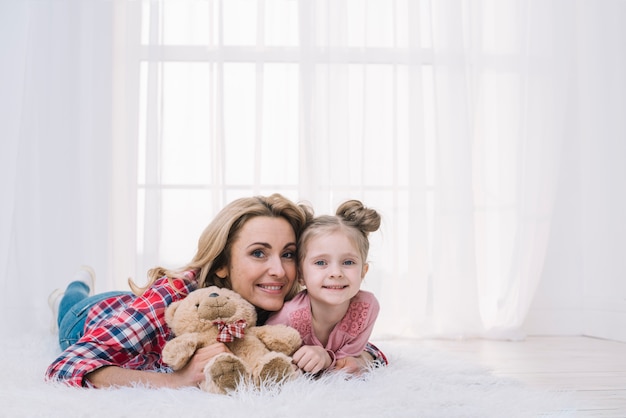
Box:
[45,271,199,387]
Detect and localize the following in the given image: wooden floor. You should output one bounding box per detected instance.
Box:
[418,336,626,417]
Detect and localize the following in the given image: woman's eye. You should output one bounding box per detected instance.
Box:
[282,251,296,259]
[251,249,265,258]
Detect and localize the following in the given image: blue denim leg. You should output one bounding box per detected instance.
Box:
[57,281,91,328]
[58,288,131,350]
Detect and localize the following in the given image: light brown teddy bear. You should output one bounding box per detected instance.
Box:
[162,286,302,394]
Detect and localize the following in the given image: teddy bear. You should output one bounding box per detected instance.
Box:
[162,286,303,394]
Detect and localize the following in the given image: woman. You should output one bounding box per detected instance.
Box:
[45,194,386,388]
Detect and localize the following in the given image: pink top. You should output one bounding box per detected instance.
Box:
[266,290,379,366]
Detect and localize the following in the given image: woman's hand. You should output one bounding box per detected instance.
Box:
[292,345,331,374]
[171,342,231,387]
[334,351,373,375]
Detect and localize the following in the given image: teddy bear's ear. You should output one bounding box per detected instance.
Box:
[165,300,181,327]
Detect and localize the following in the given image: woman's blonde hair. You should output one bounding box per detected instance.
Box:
[297,199,381,271]
[129,193,313,299]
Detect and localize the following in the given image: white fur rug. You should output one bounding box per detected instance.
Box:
[1,332,574,418]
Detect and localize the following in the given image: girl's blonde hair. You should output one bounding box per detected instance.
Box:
[129,193,313,299]
[297,199,381,271]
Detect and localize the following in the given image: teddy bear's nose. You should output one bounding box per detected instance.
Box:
[209,293,219,298]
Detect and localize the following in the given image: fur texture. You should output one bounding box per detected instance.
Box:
[162,286,302,393]
[3,330,575,418]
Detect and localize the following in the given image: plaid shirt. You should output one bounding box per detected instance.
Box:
[45,270,387,387]
[45,271,199,387]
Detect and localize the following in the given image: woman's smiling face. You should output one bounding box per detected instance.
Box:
[217,216,298,312]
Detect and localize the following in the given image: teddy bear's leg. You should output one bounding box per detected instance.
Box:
[253,352,300,387]
[203,353,248,394]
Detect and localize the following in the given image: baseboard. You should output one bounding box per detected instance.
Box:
[583,309,626,343]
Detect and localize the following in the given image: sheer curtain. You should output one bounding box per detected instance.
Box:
[427,0,576,339]
[1,0,582,339]
[1,0,118,334]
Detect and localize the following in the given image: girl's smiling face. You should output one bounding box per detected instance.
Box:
[300,231,368,308]
[217,216,297,312]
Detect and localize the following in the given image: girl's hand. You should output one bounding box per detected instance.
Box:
[292,345,331,374]
[171,342,231,387]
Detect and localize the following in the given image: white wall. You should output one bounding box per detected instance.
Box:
[577,38,626,342]
[579,138,626,342]
[524,123,626,343]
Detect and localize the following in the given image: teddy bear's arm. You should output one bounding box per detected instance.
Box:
[162,333,204,370]
[252,324,302,355]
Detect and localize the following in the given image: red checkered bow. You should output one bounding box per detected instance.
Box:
[214,319,247,343]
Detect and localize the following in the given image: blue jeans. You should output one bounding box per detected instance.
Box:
[57,281,131,350]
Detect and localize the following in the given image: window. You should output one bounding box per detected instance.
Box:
[134,0,438,291]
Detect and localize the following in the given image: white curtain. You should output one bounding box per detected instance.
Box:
[0,0,118,335]
[0,0,607,340]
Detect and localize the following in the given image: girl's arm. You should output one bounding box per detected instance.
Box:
[333,292,387,372]
[333,292,380,358]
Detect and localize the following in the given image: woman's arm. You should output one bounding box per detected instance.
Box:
[86,366,183,388]
[334,352,372,374]
[86,343,230,388]
[46,275,199,387]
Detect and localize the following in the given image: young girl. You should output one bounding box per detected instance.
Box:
[266,199,383,374]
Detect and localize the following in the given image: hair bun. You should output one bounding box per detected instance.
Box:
[336,200,381,235]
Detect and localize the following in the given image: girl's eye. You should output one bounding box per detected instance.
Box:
[344,260,356,266]
[251,249,265,258]
[314,260,326,266]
